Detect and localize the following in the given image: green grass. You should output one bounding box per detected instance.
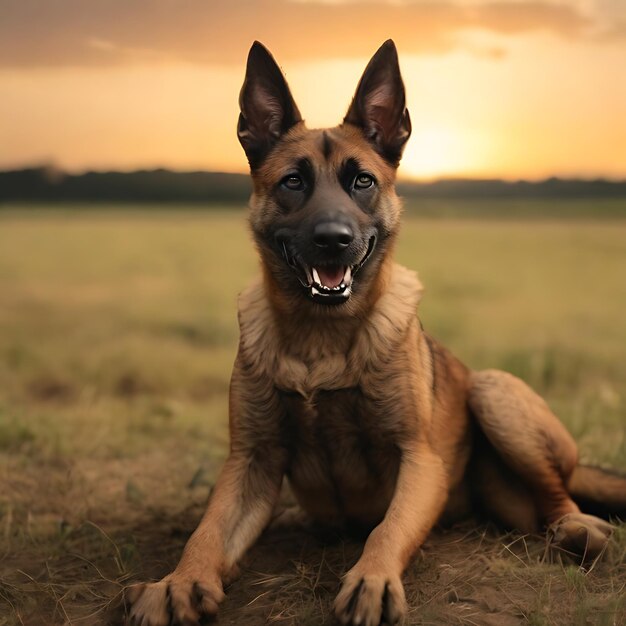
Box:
[0,202,625,624]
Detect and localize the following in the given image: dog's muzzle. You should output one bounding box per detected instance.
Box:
[280,234,377,305]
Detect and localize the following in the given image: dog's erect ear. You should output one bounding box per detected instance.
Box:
[344,40,411,166]
[237,42,302,169]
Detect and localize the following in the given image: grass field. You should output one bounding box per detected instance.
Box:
[0,201,625,625]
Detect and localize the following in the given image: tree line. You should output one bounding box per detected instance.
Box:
[1,167,626,204]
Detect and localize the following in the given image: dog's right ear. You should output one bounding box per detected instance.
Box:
[237,42,302,170]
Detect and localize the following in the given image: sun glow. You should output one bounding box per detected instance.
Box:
[400,125,487,181]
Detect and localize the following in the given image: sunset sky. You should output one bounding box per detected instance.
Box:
[1,0,625,180]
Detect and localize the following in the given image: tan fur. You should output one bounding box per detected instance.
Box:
[128,42,624,626]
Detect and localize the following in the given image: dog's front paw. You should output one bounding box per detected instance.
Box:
[548,512,613,560]
[126,568,224,626]
[333,566,407,626]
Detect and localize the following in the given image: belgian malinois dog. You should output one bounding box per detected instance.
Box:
[128,41,626,626]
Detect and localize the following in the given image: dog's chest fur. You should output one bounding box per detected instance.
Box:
[238,263,429,526]
[278,385,405,527]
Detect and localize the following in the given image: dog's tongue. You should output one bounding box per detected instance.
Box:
[316,266,344,288]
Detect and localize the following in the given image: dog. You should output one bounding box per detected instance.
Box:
[128,40,626,626]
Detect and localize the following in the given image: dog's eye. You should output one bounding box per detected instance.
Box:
[354,173,375,190]
[281,174,305,191]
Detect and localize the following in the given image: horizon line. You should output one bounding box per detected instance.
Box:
[3,163,626,185]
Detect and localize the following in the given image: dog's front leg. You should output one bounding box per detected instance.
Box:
[127,354,286,626]
[127,451,284,625]
[334,444,448,626]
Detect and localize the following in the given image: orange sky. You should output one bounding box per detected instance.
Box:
[1,0,625,180]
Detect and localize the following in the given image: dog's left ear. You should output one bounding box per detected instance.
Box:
[344,40,411,166]
[237,41,302,169]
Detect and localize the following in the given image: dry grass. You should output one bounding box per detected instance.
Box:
[0,203,625,625]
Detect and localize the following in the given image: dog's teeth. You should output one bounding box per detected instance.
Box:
[312,267,321,285]
[343,266,352,283]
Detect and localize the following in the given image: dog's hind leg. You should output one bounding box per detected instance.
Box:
[468,369,613,559]
[471,435,540,534]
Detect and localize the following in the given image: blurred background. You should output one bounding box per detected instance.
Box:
[1,1,625,625]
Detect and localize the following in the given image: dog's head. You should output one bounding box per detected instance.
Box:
[237,40,411,315]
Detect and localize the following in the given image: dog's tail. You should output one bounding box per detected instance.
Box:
[568,463,626,520]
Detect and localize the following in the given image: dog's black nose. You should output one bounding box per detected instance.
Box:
[313,222,354,251]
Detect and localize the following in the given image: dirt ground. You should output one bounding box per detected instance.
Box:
[1,452,624,626]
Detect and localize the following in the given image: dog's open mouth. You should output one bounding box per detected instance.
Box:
[307,265,353,301]
[282,235,377,305]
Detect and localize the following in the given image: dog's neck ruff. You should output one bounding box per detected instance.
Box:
[237,263,424,396]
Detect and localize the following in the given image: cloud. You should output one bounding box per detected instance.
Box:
[0,0,609,69]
